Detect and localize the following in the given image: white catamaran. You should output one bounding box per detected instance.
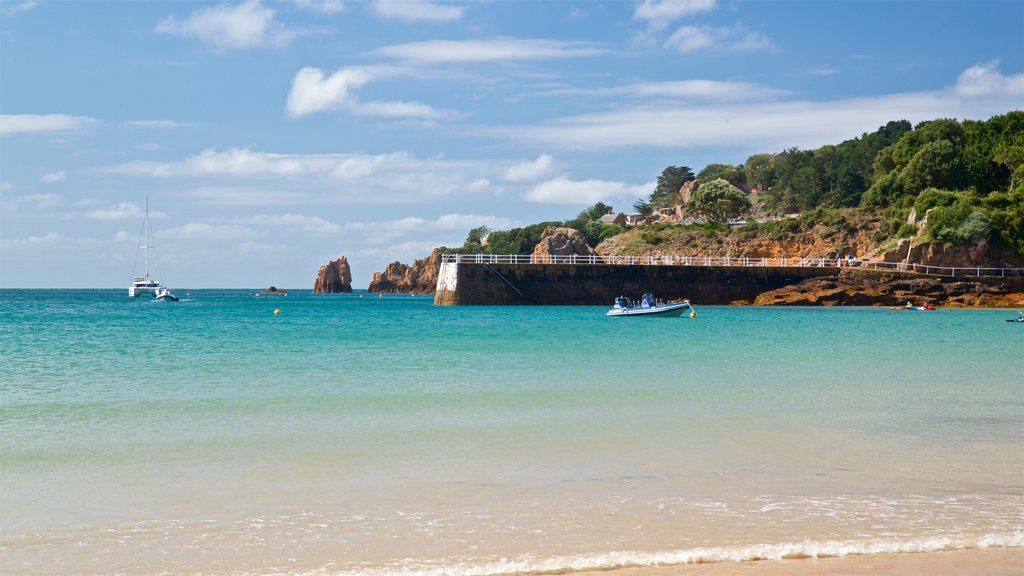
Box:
[129,199,178,301]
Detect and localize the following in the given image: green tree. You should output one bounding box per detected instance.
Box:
[697,163,746,187]
[687,178,752,223]
[899,139,965,195]
[744,153,776,191]
[633,198,654,216]
[576,202,613,222]
[650,166,695,208]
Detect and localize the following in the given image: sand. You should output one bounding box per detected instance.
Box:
[572,548,1023,576]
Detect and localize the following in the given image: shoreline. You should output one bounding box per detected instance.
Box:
[572,547,1024,576]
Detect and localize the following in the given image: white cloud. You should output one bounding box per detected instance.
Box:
[346,213,514,245]
[104,149,505,202]
[808,65,839,77]
[2,1,39,16]
[286,66,453,120]
[286,67,373,117]
[235,213,342,235]
[664,24,775,53]
[155,0,300,50]
[0,232,66,249]
[953,60,1024,99]
[0,114,97,136]
[0,183,12,192]
[40,170,65,183]
[125,120,196,129]
[4,193,61,211]
[83,202,148,221]
[371,0,462,22]
[163,222,256,241]
[487,62,1024,154]
[539,79,790,102]
[634,0,716,26]
[183,187,312,206]
[503,154,556,182]
[237,241,293,255]
[371,38,608,64]
[525,176,652,205]
[295,0,346,14]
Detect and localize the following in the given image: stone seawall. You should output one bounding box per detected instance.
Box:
[434,263,1024,307]
[434,263,841,305]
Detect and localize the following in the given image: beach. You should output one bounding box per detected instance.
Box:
[576,548,1023,575]
[1,290,1021,575]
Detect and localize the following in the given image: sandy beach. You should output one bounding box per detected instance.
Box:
[577,548,1023,576]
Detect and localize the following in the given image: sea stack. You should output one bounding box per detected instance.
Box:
[313,256,353,293]
[368,248,444,294]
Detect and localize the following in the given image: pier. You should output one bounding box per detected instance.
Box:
[434,254,1024,306]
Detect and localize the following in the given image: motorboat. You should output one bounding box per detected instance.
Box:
[1007,311,1024,323]
[607,293,691,317]
[154,286,179,302]
[129,197,176,300]
[890,302,937,311]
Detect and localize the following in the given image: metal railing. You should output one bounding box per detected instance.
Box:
[439,253,1024,278]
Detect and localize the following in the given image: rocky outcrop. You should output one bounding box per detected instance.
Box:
[753,269,1024,307]
[313,256,352,293]
[531,227,596,262]
[368,248,443,294]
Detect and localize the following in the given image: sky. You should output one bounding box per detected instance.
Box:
[2,0,1022,289]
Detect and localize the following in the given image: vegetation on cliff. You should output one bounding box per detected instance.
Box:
[444,112,1023,266]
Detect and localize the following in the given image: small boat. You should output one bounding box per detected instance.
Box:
[154,286,179,302]
[607,293,691,317]
[259,286,288,295]
[889,302,937,311]
[128,197,177,300]
[1007,311,1024,323]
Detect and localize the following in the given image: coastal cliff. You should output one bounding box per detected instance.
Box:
[367,248,443,294]
[313,256,353,293]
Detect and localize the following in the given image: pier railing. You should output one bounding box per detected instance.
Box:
[440,253,1024,278]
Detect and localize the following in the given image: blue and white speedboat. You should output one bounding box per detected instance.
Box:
[607,294,691,317]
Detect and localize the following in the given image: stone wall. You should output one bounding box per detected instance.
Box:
[435,263,841,305]
[434,263,1024,307]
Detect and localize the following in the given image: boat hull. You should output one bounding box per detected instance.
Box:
[607,302,690,317]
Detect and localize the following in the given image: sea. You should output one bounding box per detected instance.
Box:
[1,289,1022,575]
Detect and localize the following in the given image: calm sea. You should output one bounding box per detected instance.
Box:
[1,289,1022,575]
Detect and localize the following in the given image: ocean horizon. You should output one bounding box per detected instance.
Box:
[1,289,1021,575]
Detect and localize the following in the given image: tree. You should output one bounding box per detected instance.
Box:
[650,166,695,208]
[577,202,613,222]
[633,198,654,216]
[744,153,776,191]
[899,139,965,195]
[687,178,752,223]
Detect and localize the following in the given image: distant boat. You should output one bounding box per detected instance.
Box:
[1007,311,1024,323]
[888,302,936,311]
[607,294,691,317]
[259,286,288,295]
[129,198,177,301]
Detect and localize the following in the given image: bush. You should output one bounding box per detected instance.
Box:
[914,188,960,215]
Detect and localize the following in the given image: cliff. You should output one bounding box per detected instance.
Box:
[368,248,443,294]
[313,256,353,293]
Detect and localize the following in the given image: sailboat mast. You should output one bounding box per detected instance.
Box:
[144,197,150,278]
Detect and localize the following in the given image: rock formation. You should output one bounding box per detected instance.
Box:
[753,269,1024,308]
[531,226,597,262]
[313,256,352,293]
[368,248,443,294]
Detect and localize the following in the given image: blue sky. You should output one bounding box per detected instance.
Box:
[2,0,1022,289]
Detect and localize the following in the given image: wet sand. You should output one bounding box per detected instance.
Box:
[575,548,1023,576]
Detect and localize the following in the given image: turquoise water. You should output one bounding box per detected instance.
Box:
[1,289,1022,575]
